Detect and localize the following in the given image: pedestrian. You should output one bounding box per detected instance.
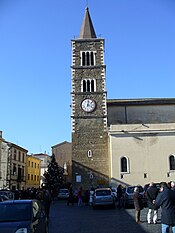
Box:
[146,182,159,224]
[133,186,143,223]
[89,187,95,206]
[67,184,74,206]
[42,188,52,218]
[154,182,175,233]
[77,186,83,207]
[171,181,175,191]
[117,184,123,209]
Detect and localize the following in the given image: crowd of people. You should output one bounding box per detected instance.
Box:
[66,181,175,233]
[133,181,175,233]
[0,187,52,218]
[2,180,175,232]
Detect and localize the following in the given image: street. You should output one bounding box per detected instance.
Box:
[48,200,162,233]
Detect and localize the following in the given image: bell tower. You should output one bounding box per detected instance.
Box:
[71,8,109,189]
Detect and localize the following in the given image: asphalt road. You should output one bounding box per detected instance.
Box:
[48,200,162,233]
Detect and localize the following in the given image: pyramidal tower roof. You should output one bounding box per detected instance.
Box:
[79,7,97,39]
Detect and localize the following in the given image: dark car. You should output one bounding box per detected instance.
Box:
[0,194,9,202]
[0,190,14,200]
[123,185,147,208]
[0,199,48,233]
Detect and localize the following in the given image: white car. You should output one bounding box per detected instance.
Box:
[92,188,115,209]
[57,189,69,199]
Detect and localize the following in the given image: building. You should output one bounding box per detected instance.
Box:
[71,7,109,189]
[71,7,175,190]
[52,141,72,183]
[0,132,28,190]
[26,155,41,188]
[32,153,51,187]
[108,99,175,187]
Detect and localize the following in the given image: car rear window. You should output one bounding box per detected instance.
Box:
[0,203,31,222]
[59,189,68,193]
[127,186,143,193]
[96,190,111,196]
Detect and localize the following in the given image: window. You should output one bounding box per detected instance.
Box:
[13,164,17,175]
[28,174,30,180]
[22,153,25,163]
[169,155,175,170]
[120,156,128,173]
[81,79,96,92]
[81,51,96,66]
[14,149,17,160]
[18,151,21,161]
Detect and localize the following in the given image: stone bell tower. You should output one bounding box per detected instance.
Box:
[71,7,109,189]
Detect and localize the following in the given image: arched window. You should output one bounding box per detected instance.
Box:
[169,155,175,170]
[91,52,94,65]
[83,80,86,92]
[87,80,90,92]
[86,52,90,66]
[82,52,85,66]
[91,80,94,92]
[121,157,128,173]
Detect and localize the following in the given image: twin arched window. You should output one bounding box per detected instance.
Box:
[81,51,96,66]
[81,79,96,92]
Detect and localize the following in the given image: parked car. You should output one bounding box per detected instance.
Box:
[0,190,14,200]
[111,187,117,200]
[0,194,9,202]
[92,188,115,209]
[57,188,69,199]
[123,185,147,208]
[0,199,48,233]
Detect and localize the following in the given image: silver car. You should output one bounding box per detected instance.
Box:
[93,188,115,209]
[123,185,147,208]
[57,188,69,200]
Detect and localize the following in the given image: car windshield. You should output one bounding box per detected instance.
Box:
[60,190,68,193]
[96,190,111,196]
[0,203,32,222]
[127,186,143,194]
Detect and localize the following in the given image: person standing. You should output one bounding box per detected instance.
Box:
[154,182,175,233]
[67,184,74,206]
[77,186,83,207]
[133,186,143,223]
[117,184,123,209]
[146,182,159,224]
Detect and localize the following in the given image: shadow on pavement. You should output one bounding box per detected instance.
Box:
[48,200,161,233]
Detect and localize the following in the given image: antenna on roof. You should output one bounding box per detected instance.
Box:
[86,0,88,8]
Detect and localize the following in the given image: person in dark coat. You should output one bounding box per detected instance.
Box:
[117,184,123,209]
[154,182,175,233]
[133,186,143,223]
[67,184,74,206]
[146,182,159,224]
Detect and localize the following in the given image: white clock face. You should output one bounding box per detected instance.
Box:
[81,99,96,112]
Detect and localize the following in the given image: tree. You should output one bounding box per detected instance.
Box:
[43,154,64,192]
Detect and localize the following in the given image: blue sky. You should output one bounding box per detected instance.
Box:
[0,0,175,154]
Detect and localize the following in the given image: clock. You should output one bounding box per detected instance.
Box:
[81,98,96,112]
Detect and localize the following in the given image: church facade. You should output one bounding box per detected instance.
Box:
[71,8,175,189]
